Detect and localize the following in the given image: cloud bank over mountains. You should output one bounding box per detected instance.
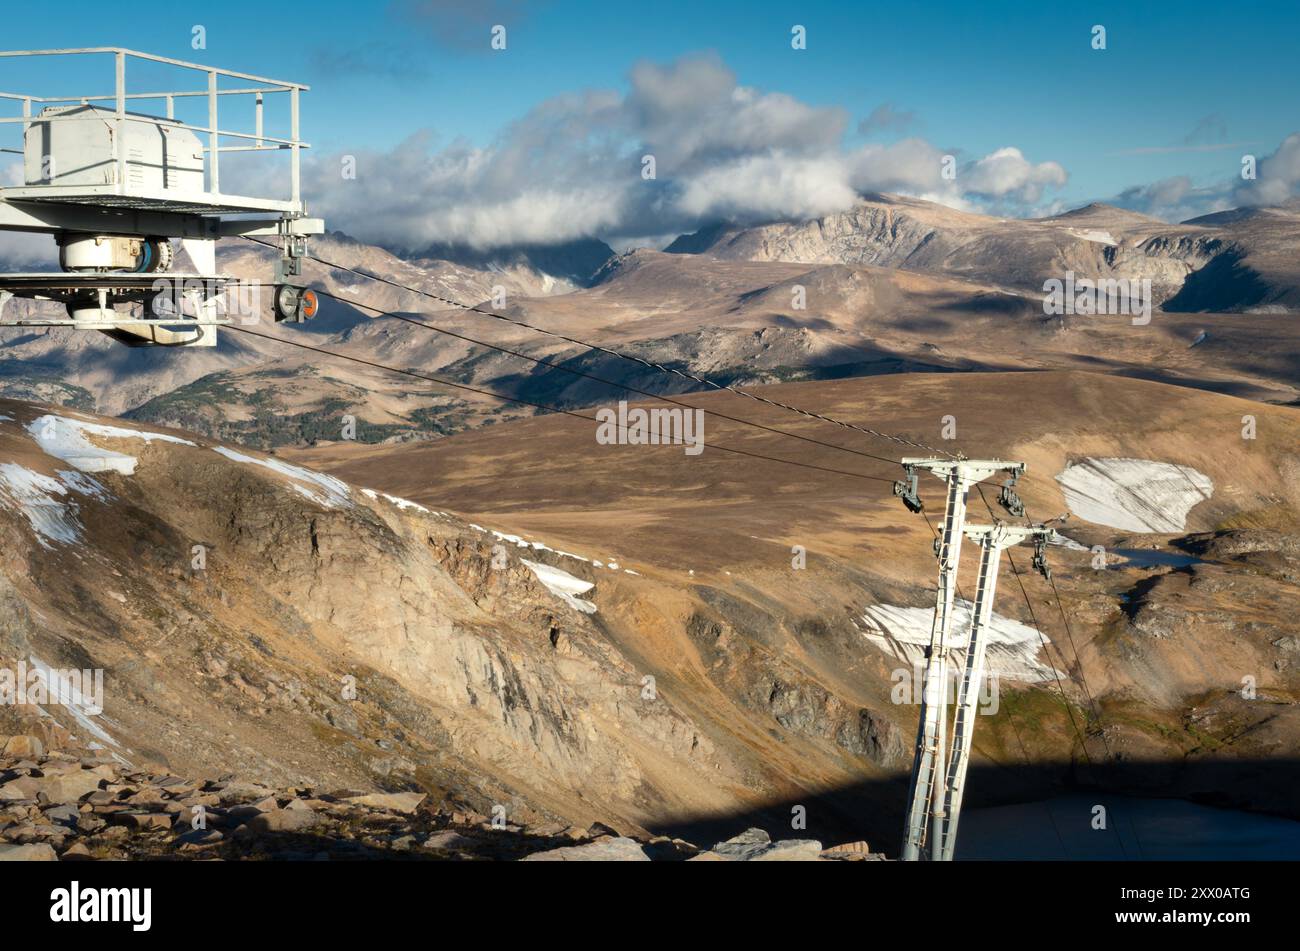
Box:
[1110,124,1300,223]
[297,54,1071,251]
[5,52,1300,256]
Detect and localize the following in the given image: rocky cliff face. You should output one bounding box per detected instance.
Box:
[665,194,1300,312]
[0,400,912,845]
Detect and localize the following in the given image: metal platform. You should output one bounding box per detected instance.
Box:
[0,272,237,335]
[0,48,309,216]
[0,185,298,216]
[0,271,233,293]
[0,316,229,327]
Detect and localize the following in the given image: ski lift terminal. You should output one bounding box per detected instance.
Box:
[0,48,324,346]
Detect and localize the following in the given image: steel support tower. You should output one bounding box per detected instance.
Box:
[937,520,1052,860]
[897,457,1025,862]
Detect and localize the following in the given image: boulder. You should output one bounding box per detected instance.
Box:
[0,842,57,861]
[2,736,43,759]
[116,812,173,831]
[822,840,873,858]
[60,842,92,860]
[245,805,319,833]
[42,804,80,826]
[36,770,104,805]
[124,787,169,808]
[521,836,650,861]
[706,827,772,861]
[750,839,823,861]
[216,780,274,804]
[0,776,39,801]
[344,792,426,814]
[701,827,823,861]
[174,828,223,846]
[424,830,476,852]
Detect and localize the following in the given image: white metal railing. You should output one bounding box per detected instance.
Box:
[0,48,310,207]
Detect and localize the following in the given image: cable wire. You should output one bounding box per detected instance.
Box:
[309,287,909,471]
[242,236,958,458]
[225,325,905,487]
[998,486,1118,763]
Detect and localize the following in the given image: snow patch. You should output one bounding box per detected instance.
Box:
[213,446,352,508]
[28,654,124,754]
[521,559,597,614]
[860,601,1060,683]
[384,494,430,513]
[478,525,596,564]
[28,415,194,475]
[362,487,431,514]
[1056,457,1212,533]
[56,470,109,500]
[466,522,633,573]
[0,463,112,548]
[0,464,81,547]
[1067,228,1118,246]
[1047,530,1088,552]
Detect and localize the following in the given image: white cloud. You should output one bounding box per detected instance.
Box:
[1108,132,1300,222]
[963,147,1067,203]
[1235,132,1300,207]
[1114,176,1230,222]
[0,232,55,267]
[674,152,859,222]
[228,54,1070,250]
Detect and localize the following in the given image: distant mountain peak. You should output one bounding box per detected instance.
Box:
[1043,202,1163,225]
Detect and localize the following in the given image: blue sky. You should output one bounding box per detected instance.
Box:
[3,1,1297,247]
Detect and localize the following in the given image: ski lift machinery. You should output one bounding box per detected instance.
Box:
[0,48,323,347]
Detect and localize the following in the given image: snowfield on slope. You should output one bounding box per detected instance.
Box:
[521,559,597,614]
[1066,228,1118,246]
[1056,457,1213,533]
[28,414,194,475]
[859,601,1060,683]
[0,464,87,547]
[475,524,637,574]
[360,487,431,514]
[27,654,125,758]
[212,446,352,509]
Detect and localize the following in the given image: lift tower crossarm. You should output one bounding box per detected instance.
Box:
[898,457,1025,862]
[938,520,1052,861]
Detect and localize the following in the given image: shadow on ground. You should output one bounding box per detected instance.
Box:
[646,757,1300,859]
